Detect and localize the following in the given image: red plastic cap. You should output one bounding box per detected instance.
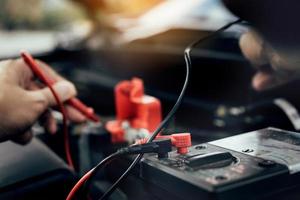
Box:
[107,77,162,143]
[130,78,144,101]
[171,133,192,154]
[115,80,136,120]
[114,78,146,121]
[131,96,162,132]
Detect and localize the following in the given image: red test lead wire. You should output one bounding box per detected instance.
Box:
[21,51,75,169]
[21,51,99,170]
[66,169,93,200]
[21,51,100,123]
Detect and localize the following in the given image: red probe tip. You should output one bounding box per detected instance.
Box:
[86,108,100,122]
[89,114,100,123]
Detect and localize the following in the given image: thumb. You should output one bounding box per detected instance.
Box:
[42,81,77,107]
[31,81,77,108]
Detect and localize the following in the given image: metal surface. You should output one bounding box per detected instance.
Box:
[211,127,300,173]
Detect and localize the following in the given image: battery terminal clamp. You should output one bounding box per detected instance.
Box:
[136,133,192,155]
[106,78,162,143]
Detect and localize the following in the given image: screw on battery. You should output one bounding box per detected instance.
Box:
[195,145,206,150]
[215,175,227,181]
[242,149,254,153]
[258,160,276,167]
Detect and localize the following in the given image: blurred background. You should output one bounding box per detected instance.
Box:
[2,1,300,199]
[1,0,300,140]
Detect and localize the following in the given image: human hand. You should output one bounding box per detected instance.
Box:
[239,30,300,91]
[0,59,86,144]
[221,0,300,91]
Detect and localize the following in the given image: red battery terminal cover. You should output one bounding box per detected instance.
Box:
[106,78,162,143]
[135,133,192,155]
[156,133,192,154]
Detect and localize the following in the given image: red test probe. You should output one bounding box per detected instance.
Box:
[21,51,99,169]
[21,51,100,122]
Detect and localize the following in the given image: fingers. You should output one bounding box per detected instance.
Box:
[252,69,297,91]
[24,80,76,125]
[252,71,277,91]
[239,30,269,67]
[0,57,87,144]
[40,110,58,134]
[0,59,35,87]
[26,74,87,125]
[6,57,74,102]
[6,58,65,88]
[44,81,77,107]
[44,107,86,133]
[240,31,272,90]
[2,58,64,89]
[31,80,77,107]
[65,105,87,123]
[39,107,85,135]
[46,112,58,134]
[35,60,65,81]
[27,80,86,130]
[240,30,298,91]
[22,62,85,123]
[41,106,86,134]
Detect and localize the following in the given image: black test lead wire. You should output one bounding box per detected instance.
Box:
[98,18,243,200]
